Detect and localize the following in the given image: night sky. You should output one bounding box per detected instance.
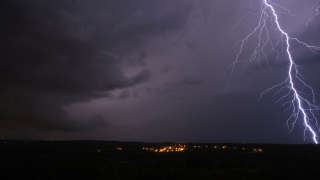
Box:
[1,0,320,143]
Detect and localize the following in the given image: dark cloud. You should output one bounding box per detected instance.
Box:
[1,0,319,143]
[0,0,192,135]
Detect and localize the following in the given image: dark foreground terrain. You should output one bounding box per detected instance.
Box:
[0,141,319,179]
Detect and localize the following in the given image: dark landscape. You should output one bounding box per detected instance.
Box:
[1,141,319,179]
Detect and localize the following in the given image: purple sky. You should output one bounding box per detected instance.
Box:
[1,0,320,143]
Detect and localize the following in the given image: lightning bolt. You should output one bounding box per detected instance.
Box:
[234,0,320,144]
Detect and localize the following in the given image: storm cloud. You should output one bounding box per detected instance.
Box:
[0,0,192,135]
[1,0,320,143]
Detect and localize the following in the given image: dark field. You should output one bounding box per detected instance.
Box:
[0,141,319,179]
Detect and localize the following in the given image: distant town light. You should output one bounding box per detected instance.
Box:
[116,147,123,151]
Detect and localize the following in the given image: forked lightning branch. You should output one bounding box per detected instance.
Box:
[234,0,320,144]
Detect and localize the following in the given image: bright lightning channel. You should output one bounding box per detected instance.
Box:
[234,0,320,144]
